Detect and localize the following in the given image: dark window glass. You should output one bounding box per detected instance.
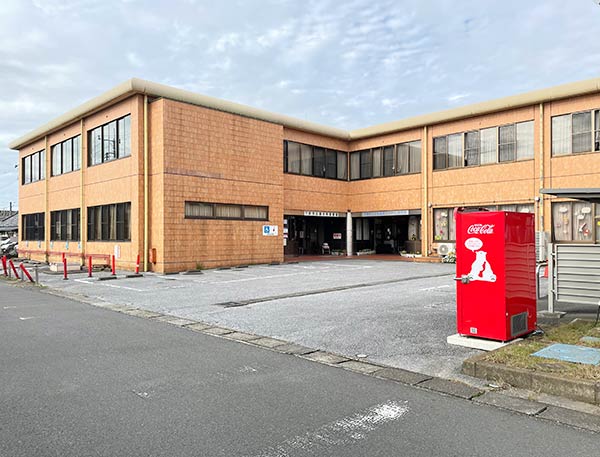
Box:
[383,146,394,176]
[87,202,131,241]
[360,150,372,179]
[22,213,45,241]
[433,137,447,170]
[595,110,600,152]
[572,111,592,153]
[465,131,480,166]
[88,115,131,166]
[499,124,516,162]
[325,149,337,179]
[313,147,326,177]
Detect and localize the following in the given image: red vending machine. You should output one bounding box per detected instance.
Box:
[455,209,536,341]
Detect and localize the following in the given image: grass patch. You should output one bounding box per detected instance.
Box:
[481,319,600,381]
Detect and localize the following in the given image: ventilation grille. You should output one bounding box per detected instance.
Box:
[511,312,528,337]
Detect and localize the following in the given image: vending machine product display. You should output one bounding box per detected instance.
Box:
[455,209,536,342]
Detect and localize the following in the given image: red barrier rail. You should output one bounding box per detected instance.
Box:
[63,257,68,280]
[9,260,20,279]
[1,255,7,276]
[20,263,34,282]
[111,255,116,276]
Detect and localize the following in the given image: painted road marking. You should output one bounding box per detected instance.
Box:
[101,283,144,292]
[419,285,452,291]
[19,317,37,321]
[250,400,409,457]
[3,306,17,309]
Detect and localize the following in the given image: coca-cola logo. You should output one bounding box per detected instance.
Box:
[467,224,495,235]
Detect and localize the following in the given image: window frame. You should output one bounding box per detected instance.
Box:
[50,135,82,177]
[87,202,131,242]
[184,201,269,221]
[87,114,132,167]
[22,150,45,185]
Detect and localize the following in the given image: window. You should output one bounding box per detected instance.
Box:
[50,208,80,241]
[552,201,595,242]
[433,208,455,241]
[336,151,347,180]
[88,114,131,166]
[286,141,300,174]
[350,152,360,180]
[185,201,268,221]
[480,127,497,164]
[87,202,131,241]
[313,147,326,178]
[433,137,448,170]
[383,146,394,176]
[551,114,571,156]
[22,213,45,241]
[516,121,534,160]
[372,148,382,178]
[51,135,81,176]
[465,131,480,166]
[325,149,337,179]
[551,110,600,156]
[359,150,372,179]
[447,134,463,168]
[22,150,45,184]
[300,144,312,176]
[408,141,421,173]
[499,124,516,162]
[283,141,346,180]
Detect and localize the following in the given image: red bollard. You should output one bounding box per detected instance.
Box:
[20,263,34,282]
[111,255,116,276]
[1,255,7,276]
[135,254,140,275]
[9,259,20,280]
[63,257,68,280]
[88,255,93,278]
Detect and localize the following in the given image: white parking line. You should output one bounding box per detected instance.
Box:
[250,400,409,456]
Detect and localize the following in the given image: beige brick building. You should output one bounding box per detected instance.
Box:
[9,78,600,272]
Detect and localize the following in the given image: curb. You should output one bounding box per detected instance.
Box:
[463,355,600,406]
[17,280,600,435]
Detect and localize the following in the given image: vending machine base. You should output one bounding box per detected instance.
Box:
[447,333,523,351]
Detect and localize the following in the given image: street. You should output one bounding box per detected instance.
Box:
[0,281,597,457]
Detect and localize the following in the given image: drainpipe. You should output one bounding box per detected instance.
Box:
[143,95,149,271]
[80,119,85,265]
[346,210,353,256]
[538,102,545,234]
[422,126,429,256]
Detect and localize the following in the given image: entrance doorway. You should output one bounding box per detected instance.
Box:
[353,215,421,254]
[284,215,346,256]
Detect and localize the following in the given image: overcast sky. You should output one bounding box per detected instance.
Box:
[2,0,600,209]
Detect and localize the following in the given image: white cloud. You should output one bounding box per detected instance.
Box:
[3,0,600,208]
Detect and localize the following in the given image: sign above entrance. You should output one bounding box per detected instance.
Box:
[360,210,410,217]
[262,225,279,236]
[303,211,341,218]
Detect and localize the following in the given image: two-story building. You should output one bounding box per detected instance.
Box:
[9,78,600,272]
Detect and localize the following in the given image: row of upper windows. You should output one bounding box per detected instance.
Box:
[433,121,534,170]
[21,114,131,184]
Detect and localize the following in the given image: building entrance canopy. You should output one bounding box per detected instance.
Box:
[541,188,600,204]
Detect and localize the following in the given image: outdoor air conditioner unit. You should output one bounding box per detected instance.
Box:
[437,242,455,256]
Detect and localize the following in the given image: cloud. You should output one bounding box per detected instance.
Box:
[3,0,600,208]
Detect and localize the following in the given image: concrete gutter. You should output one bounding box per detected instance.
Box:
[9,77,600,150]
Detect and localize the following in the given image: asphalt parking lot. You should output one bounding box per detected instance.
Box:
[40,260,483,381]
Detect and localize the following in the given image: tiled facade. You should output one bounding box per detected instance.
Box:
[11,79,600,272]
